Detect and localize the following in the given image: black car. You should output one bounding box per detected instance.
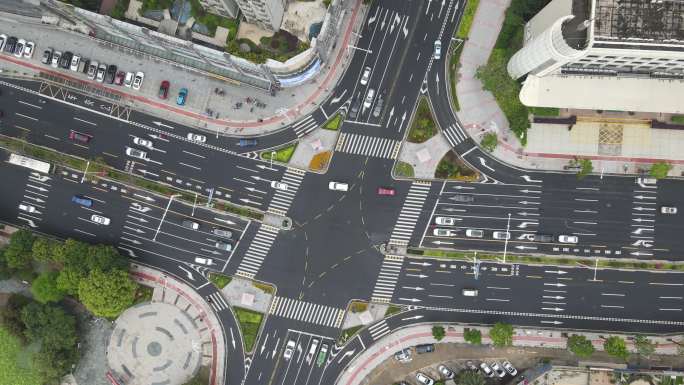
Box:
[41,48,53,64]
[104,64,117,84]
[532,233,553,242]
[59,51,72,69]
[415,344,434,354]
[4,37,17,53]
[81,59,90,74]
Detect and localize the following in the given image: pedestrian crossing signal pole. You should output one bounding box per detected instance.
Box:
[473,252,480,280]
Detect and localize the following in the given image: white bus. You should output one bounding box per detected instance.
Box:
[8,153,53,174]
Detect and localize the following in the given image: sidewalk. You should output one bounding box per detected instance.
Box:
[337,323,684,385]
[0,0,365,137]
[453,0,684,177]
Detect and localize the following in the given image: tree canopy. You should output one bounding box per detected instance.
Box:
[603,336,629,360]
[567,335,595,358]
[79,269,137,318]
[458,368,486,385]
[31,271,65,303]
[489,322,514,347]
[3,230,35,269]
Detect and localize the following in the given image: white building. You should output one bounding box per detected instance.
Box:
[507,0,684,114]
[205,0,239,18]
[234,0,285,31]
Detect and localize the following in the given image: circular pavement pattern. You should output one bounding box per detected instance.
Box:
[107,302,203,385]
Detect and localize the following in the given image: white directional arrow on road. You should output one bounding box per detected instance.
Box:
[30,172,50,182]
[118,247,137,258]
[435,73,440,95]
[540,320,563,325]
[330,89,347,105]
[240,198,260,205]
[24,196,45,203]
[517,221,538,229]
[477,157,495,172]
[338,350,355,363]
[632,239,653,248]
[399,298,422,303]
[521,175,542,183]
[541,307,564,312]
[631,251,653,256]
[433,241,454,245]
[153,121,175,129]
[634,195,656,200]
[137,169,160,178]
[388,107,395,123]
[517,233,535,241]
[177,265,195,281]
[245,187,267,194]
[367,6,378,25]
[400,111,407,129]
[519,200,541,205]
[402,16,409,38]
[402,315,424,321]
[409,261,431,267]
[271,337,280,359]
[632,218,654,223]
[544,270,568,275]
[256,164,277,171]
[401,286,425,291]
[124,226,145,234]
[133,194,155,202]
[214,217,236,226]
[18,218,38,228]
[230,328,236,349]
[380,11,387,30]
[634,206,655,211]
[632,227,654,234]
[27,184,48,192]
[406,273,428,279]
[260,334,269,355]
[131,203,152,213]
[515,245,537,250]
[543,295,565,300]
[519,189,541,194]
[517,212,539,217]
[120,237,141,245]
[127,215,148,223]
[441,208,466,213]
[452,185,475,190]
[390,13,401,34]
[543,283,567,287]
[251,175,263,181]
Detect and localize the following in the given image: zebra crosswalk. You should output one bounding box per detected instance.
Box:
[267,167,306,215]
[206,292,230,313]
[371,255,404,303]
[235,224,280,278]
[368,319,391,341]
[269,296,345,328]
[335,133,401,159]
[292,115,318,138]
[442,123,468,147]
[389,181,432,245]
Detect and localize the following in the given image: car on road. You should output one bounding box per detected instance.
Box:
[91,214,110,225]
[124,72,134,87]
[558,234,578,243]
[661,206,677,214]
[105,64,117,84]
[69,55,80,71]
[50,50,61,68]
[328,181,349,191]
[133,137,153,149]
[373,95,384,117]
[18,203,36,213]
[306,338,319,364]
[416,372,435,385]
[176,87,188,105]
[114,71,126,85]
[14,39,25,58]
[186,132,206,143]
[0,34,6,51]
[133,71,144,90]
[96,63,107,82]
[377,187,395,196]
[532,233,553,242]
[491,362,507,378]
[41,48,52,64]
[360,66,371,85]
[271,181,289,191]
[450,194,474,202]
[349,99,360,119]
[4,37,17,54]
[238,138,258,147]
[465,229,484,238]
[125,146,147,160]
[69,130,92,143]
[393,348,412,362]
[502,361,517,376]
[23,41,34,58]
[435,216,457,225]
[462,288,478,297]
[433,228,456,237]
[363,88,375,109]
[87,61,98,79]
[283,340,296,361]
[434,39,442,59]
[213,228,233,239]
[480,362,494,377]
[438,365,455,379]
[194,257,213,265]
[215,241,232,252]
[493,231,511,240]
[415,344,434,354]
[637,177,657,186]
[158,80,170,99]
[71,195,93,207]
[316,343,328,366]
[182,220,200,230]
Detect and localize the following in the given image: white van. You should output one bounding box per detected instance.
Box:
[363,89,375,109]
[462,288,478,297]
[306,338,320,364]
[194,257,213,265]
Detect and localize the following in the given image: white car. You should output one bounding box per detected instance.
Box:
[434,40,442,59]
[661,206,677,214]
[493,231,511,240]
[14,39,25,58]
[328,181,349,191]
[491,362,507,378]
[0,34,6,52]
[465,229,484,238]
[480,363,495,377]
[283,340,296,361]
[91,214,111,225]
[271,181,289,191]
[558,234,578,244]
[125,146,148,160]
[51,51,61,68]
[438,365,455,379]
[360,66,371,85]
[23,41,35,58]
[502,361,517,376]
[433,228,456,237]
[18,203,36,213]
[194,257,213,265]
[187,133,206,143]
[70,55,80,71]
[363,88,375,109]
[96,64,106,82]
[124,72,134,87]
[416,372,435,385]
[133,137,153,149]
[132,71,144,90]
[435,216,456,225]
[87,61,98,80]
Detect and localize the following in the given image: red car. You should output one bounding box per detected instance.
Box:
[158,80,170,99]
[377,187,395,196]
[69,130,92,143]
[114,71,126,85]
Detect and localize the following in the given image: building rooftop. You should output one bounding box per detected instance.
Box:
[593,0,684,45]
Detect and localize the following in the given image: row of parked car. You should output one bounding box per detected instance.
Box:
[0,35,35,58]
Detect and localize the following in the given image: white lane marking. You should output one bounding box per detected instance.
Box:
[182,150,206,159]
[179,162,201,170]
[15,113,38,121]
[74,117,97,126]
[19,100,42,109]
[73,228,96,236]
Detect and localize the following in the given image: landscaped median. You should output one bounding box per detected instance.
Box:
[0,135,263,221]
[407,247,684,272]
[260,142,297,164]
[234,307,263,352]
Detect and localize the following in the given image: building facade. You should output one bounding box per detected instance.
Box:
[234,0,285,31]
[203,0,239,18]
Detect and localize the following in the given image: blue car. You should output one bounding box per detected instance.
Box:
[177,88,188,106]
[71,195,93,207]
[238,138,258,147]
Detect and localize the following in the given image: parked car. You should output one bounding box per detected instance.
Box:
[187,132,206,143]
[415,344,434,354]
[132,71,144,90]
[360,66,371,85]
[491,362,507,378]
[104,64,117,83]
[50,50,61,68]
[416,372,435,385]
[4,37,17,54]
[435,216,457,225]
[493,231,511,240]
[14,39,25,58]
[124,71,134,87]
[349,99,360,119]
[434,39,442,59]
[69,130,92,143]
[96,63,107,82]
[23,41,34,58]
[271,181,289,191]
[158,80,170,99]
[283,340,296,361]
[558,234,578,244]
[91,214,110,225]
[306,339,320,365]
[393,348,412,362]
[87,61,98,79]
[176,87,188,105]
[60,51,72,69]
[502,361,517,376]
[181,220,200,230]
[41,48,53,64]
[438,365,455,379]
[69,55,80,71]
[0,34,7,52]
[480,363,494,377]
[328,181,349,192]
[377,187,395,196]
[71,195,93,207]
[465,229,484,238]
[114,70,126,85]
[466,361,479,372]
[80,59,90,74]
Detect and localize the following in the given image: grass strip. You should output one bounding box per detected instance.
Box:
[252,281,274,294]
[394,161,415,178]
[456,0,480,39]
[338,325,363,344]
[234,307,264,352]
[323,113,343,130]
[260,143,297,163]
[407,97,437,143]
[385,304,403,317]
[0,327,43,385]
[208,273,232,289]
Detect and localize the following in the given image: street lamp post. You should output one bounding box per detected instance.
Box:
[270,151,276,169]
[153,194,181,241]
[80,160,90,184]
[502,213,511,264]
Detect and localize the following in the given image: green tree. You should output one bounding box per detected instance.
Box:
[480,132,498,152]
[31,271,65,303]
[458,368,486,385]
[432,325,446,341]
[86,244,127,272]
[567,335,595,358]
[0,293,32,341]
[463,328,482,345]
[650,161,672,179]
[56,265,87,296]
[56,238,90,267]
[634,335,656,358]
[576,158,593,179]
[3,229,35,269]
[78,269,137,318]
[31,237,56,263]
[603,336,629,360]
[489,322,513,347]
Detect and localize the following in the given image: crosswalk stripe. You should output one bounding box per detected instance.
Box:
[270,296,345,328]
[443,123,468,147]
[236,224,281,277]
[266,168,306,214]
[335,133,400,159]
[388,181,431,245]
[371,255,405,303]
